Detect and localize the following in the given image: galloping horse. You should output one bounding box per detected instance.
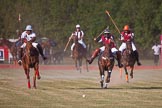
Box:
[72,34,88,73]
[121,41,136,82]
[98,42,114,88]
[22,41,40,89]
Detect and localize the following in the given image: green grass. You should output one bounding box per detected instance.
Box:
[0,67,162,108]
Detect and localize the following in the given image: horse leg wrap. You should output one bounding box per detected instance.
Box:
[28,81,31,89]
[101,75,104,81]
[108,71,111,77]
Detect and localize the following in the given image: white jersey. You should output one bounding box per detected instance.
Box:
[20,31,38,48]
[152,45,161,55]
[73,30,84,42]
[70,30,86,50]
[21,31,36,41]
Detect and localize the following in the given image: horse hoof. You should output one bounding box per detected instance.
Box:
[37,76,41,80]
[104,86,107,89]
[33,86,37,89]
[100,83,104,88]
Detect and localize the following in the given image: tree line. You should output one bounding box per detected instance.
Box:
[0,0,162,58]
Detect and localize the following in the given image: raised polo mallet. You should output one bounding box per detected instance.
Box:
[94,26,109,41]
[105,10,121,34]
[64,34,73,52]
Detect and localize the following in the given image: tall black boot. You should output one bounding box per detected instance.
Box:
[134,50,141,66]
[87,48,100,64]
[116,51,123,68]
[37,44,47,60]
[17,48,23,65]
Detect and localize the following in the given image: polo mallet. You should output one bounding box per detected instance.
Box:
[105,10,121,34]
[64,34,73,52]
[94,26,109,41]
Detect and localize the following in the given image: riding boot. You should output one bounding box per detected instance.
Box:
[37,44,47,60]
[87,48,100,64]
[134,50,142,66]
[17,48,23,65]
[116,51,123,68]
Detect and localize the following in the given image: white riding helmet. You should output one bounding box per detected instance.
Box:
[76,24,80,28]
[25,25,32,31]
[104,29,110,34]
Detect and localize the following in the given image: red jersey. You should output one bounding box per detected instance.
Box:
[121,31,134,42]
[101,35,116,48]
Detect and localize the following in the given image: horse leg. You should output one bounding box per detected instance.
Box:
[25,69,31,89]
[35,65,41,80]
[99,67,104,88]
[79,58,82,73]
[75,59,78,70]
[119,68,123,79]
[33,74,36,89]
[130,66,134,79]
[104,70,110,89]
[124,67,129,83]
[85,59,89,72]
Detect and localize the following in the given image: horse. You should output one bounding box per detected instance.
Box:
[72,35,89,73]
[98,42,115,88]
[0,38,19,64]
[121,41,136,83]
[22,41,40,89]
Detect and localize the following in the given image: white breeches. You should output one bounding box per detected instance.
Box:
[20,42,38,48]
[71,41,86,51]
[99,46,118,53]
[119,42,136,52]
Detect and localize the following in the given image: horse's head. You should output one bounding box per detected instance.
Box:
[72,34,78,44]
[102,41,112,59]
[25,41,33,55]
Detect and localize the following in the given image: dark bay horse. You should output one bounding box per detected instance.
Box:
[98,42,114,88]
[72,35,89,73]
[22,41,40,89]
[121,41,136,82]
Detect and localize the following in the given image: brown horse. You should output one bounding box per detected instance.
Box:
[121,41,136,82]
[22,41,40,89]
[98,43,114,88]
[72,35,88,73]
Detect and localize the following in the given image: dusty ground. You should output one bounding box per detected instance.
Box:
[0,59,162,108]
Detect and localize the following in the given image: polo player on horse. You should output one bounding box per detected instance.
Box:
[119,25,141,66]
[70,24,86,57]
[87,29,123,68]
[17,25,47,65]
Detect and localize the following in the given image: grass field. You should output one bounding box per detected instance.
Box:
[0,61,162,108]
